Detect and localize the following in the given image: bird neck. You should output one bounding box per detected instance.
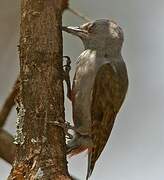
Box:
[84,46,121,58]
[83,39,122,58]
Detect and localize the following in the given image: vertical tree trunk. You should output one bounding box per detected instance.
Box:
[8,0,70,179]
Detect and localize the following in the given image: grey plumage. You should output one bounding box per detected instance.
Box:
[63,19,128,179]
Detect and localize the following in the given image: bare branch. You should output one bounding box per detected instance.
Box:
[0,129,15,164]
[0,78,19,127]
[68,7,91,22]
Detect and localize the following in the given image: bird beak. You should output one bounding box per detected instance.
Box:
[62,26,88,38]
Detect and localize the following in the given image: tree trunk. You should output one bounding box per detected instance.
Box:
[8,0,70,179]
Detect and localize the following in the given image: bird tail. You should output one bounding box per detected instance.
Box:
[86,110,116,179]
[86,145,102,179]
[86,149,95,180]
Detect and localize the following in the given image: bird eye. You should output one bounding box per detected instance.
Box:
[87,23,96,33]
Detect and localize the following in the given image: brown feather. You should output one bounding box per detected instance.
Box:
[87,61,128,178]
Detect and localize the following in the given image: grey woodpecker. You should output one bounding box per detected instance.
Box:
[63,19,128,179]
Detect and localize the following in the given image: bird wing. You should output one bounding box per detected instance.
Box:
[87,61,128,179]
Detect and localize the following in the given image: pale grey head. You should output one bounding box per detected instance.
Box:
[63,19,124,56]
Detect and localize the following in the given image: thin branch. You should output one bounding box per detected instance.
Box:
[67,7,91,22]
[0,129,16,164]
[0,78,19,127]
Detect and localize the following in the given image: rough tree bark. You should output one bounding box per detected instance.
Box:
[8,0,71,179]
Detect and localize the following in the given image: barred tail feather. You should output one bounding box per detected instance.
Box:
[86,151,95,180]
[86,110,116,179]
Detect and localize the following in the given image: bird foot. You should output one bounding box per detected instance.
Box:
[63,56,71,72]
[63,56,72,100]
[48,120,74,139]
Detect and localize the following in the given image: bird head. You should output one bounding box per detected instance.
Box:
[62,19,124,54]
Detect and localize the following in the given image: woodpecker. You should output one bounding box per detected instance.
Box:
[63,19,128,179]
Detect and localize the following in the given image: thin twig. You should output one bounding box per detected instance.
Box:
[0,78,19,127]
[0,129,16,164]
[68,7,91,22]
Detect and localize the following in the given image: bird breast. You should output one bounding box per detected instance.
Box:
[72,50,109,134]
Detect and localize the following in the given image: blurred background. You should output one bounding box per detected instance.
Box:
[0,0,164,179]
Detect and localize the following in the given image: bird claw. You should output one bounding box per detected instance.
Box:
[63,56,71,71]
[63,56,72,100]
[48,120,74,139]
